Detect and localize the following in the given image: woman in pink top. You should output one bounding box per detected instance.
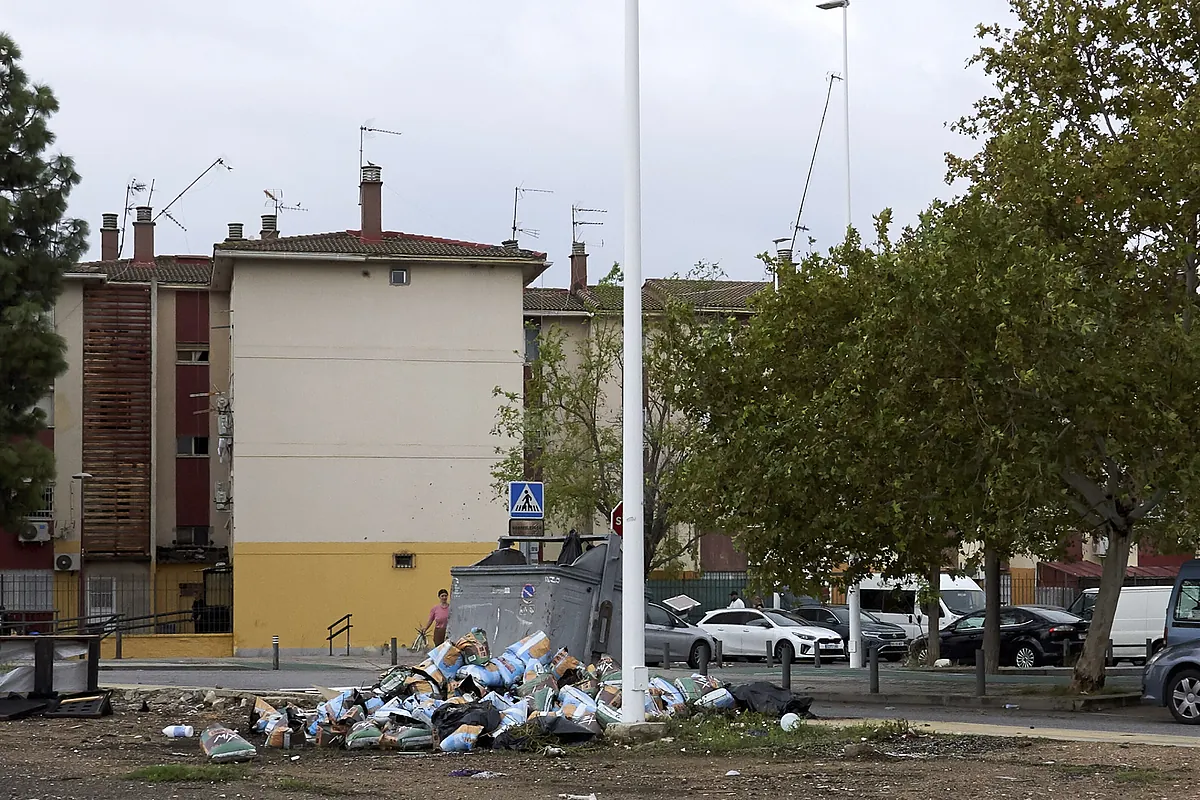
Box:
[424,589,450,646]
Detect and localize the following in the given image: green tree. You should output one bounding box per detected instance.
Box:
[491,266,714,575]
[949,0,1200,690]
[0,33,85,532]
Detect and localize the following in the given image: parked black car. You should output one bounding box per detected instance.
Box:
[790,604,910,661]
[912,605,1088,668]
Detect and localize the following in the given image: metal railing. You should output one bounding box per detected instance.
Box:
[327,613,353,656]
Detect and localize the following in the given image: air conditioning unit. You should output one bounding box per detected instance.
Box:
[18,521,52,543]
[55,553,80,572]
[214,482,231,511]
[1094,536,1109,557]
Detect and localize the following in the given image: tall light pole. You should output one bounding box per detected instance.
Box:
[817,0,862,668]
[620,0,648,722]
[72,472,93,627]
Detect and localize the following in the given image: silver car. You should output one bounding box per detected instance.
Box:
[645,601,716,669]
[1142,638,1200,724]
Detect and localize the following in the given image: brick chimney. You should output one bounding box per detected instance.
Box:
[570,241,588,292]
[260,215,278,240]
[132,206,154,264]
[100,213,119,261]
[360,165,382,241]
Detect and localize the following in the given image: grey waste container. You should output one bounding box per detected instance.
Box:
[449,533,623,663]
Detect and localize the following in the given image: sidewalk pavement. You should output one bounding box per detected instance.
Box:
[817,716,1200,748]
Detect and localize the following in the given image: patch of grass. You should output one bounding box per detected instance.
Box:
[1054,764,1173,784]
[660,712,914,754]
[125,764,247,783]
[277,777,349,796]
[1115,768,1173,785]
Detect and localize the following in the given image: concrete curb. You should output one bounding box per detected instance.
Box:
[808,690,1144,712]
[816,717,1200,748]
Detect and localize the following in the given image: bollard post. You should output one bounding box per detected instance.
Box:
[869,645,880,694]
[766,641,775,668]
[272,635,280,670]
[391,637,398,666]
[975,650,986,697]
[781,642,793,691]
[1106,639,1114,668]
[1146,638,1153,662]
[663,642,672,669]
[715,639,724,668]
[115,629,123,660]
[1062,639,1071,666]
[698,643,711,676]
[813,643,822,669]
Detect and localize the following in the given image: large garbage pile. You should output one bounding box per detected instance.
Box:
[234,628,812,759]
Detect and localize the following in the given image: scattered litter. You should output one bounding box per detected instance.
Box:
[450,769,507,778]
[725,770,741,777]
[290,755,301,762]
[162,725,194,738]
[1003,704,1019,710]
[544,746,567,757]
[200,724,257,763]
[558,795,598,800]
[780,713,802,732]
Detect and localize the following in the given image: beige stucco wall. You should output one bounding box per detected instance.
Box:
[229,259,525,545]
[52,282,85,551]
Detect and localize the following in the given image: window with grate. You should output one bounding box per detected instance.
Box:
[28,483,54,520]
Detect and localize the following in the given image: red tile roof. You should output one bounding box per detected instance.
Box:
[1039,561,1182,580]
[215,230,546,261]
[72,256,213,285]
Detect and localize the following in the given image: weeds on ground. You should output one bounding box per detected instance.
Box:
[660,712,913,754]
[277,776,349,796]
[1055,764,1176,784]
[125,764,247,783]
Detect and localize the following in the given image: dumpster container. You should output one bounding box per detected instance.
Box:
[449,533,624,663]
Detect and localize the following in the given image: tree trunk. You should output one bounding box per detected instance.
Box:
[925,564,941,665]
[983,547,1002,674]
[1071,525,1133,692]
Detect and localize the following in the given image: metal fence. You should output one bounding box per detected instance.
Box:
[647,571,748,619]
[0,567,232,635]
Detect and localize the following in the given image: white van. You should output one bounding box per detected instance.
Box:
[1067,585,1171,663]
[856,573,986,640]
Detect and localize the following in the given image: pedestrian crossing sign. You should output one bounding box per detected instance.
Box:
[508,481,544,519]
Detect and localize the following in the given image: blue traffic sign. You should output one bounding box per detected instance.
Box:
[508,481,544,519]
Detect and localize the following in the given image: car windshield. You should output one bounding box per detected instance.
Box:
[829,607,884,625]
[764,611,806,627]
[943,590,986,615]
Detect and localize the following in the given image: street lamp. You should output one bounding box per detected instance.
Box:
[620,0,648,723]
[816,0,863,669]
[72,472,92,627]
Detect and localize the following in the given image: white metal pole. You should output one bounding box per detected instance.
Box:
[620,0,648,722]
[839,0,863,669]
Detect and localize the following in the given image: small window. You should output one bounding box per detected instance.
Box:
[177,436,210,456]
[393,552,415,569]
[175,526,211,547]
[704,611,740,625]
[524,320,541,363]
[28,483,54,520]
[29,392,53,428]
[646,605,673,627]
[1174,580,1200,622]
[177,347,210,364]
[389,268,410,286]
[956,614,985,631]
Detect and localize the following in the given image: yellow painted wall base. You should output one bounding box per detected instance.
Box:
[232,541,496,652]
[101,634,233,659]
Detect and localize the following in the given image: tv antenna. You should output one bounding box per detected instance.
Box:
[790,72,839,252]
[263,189,307,215]
[118,177,148,258]
[359,122,403,169]
[572,204,607,246]
[153,157,232,232]
[511,185,553,241]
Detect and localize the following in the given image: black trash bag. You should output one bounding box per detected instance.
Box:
[430,701,502,742]
[729,682,815,718]
[556,529,585,565]
[492,714,601,751]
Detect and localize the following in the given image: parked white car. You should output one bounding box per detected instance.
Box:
[1068,585,1172,663]
[698,608,845,662]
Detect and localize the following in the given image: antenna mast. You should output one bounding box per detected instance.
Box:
[153,157,232,231]
[511,185,553,241]
[263,189,308,216]
[118,178,147,258]
[572,204,607,245]
[790,73,839,252]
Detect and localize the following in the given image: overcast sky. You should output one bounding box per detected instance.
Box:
[7,0,1012,286]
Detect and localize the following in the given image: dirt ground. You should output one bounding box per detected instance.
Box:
[0,701,1193,800]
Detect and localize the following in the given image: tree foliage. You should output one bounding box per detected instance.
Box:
[0,33,85,532]
[491,265,718,574]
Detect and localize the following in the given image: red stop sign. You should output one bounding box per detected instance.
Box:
[610,502,623,537]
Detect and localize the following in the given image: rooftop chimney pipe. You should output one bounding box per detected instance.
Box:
[100,213,119,261]
[260,215,278,239]
[227,223,244,241]
[360,165,383,241]
[133,206,155,264]
[570,241,588,292]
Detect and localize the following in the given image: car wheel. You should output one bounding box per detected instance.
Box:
[913,644,928,665]
[689,641,712,670]
[1167,669,1200,725]
[775,640,796,663]
[1013,644,1038,669]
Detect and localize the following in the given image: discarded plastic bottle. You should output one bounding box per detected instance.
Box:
[162,725,195,738]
